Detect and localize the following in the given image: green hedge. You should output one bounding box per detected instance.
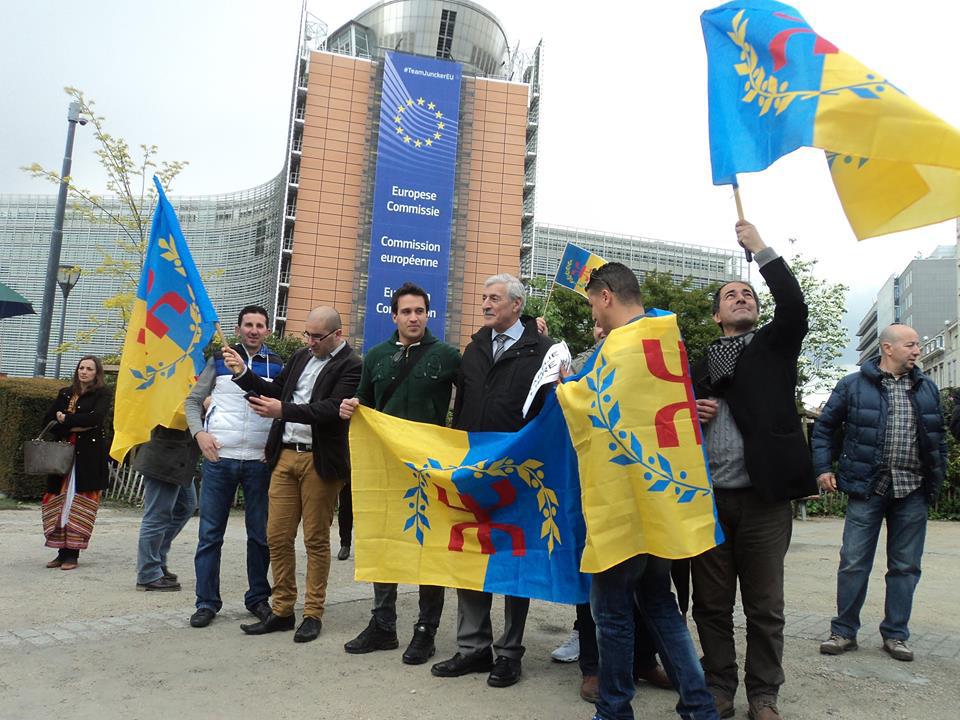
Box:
[0,377,65,499]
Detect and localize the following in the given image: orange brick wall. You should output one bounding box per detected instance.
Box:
[290,51,528,352]
[286,52,372,337]
[456,77,527,350]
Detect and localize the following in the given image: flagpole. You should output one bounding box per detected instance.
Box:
[541,279,557,318]
[215,322,229,348]
[732,179,752,264]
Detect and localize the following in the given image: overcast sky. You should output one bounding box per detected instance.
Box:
[3,0,959,364]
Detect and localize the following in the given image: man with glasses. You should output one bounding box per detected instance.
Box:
[222,306,361,643]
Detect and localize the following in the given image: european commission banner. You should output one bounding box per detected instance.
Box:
[363,51,462,350]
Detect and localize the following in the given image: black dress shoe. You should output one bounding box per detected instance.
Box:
[294,616,322,643]
[241,612,295,635]
[248,600,272,623]
[431,648,495,677]
[402,624,436,665]
[337,545,350,561]
[161,565,178,582]
[190,608,216,628]
[487,655,522,688]
[344,618,399,654]
[136,577,181,592]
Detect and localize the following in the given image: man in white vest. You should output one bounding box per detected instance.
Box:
[184,305,283,628]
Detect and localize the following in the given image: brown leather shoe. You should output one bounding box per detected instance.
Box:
[580,674,599,703]
[636,664,673,690]
[712,691,735,719]
[60,560,78,571]
[46,557,63,568]
[748,701,782,720]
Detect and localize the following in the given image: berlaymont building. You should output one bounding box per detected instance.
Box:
[0,0,745,377]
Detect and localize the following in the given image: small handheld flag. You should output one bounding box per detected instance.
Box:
[553,243,608,298]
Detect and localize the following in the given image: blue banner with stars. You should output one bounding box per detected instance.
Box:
[362,51,462,350]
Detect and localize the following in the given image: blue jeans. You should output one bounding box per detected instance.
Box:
[832,488,928,642]
[591,554,718,720]
[194,458,271,612]
[137,477,197,585]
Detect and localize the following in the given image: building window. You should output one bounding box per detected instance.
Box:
[437,9,456,59]
[255,219,266,257]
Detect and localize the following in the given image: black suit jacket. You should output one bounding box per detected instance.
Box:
[235,344,362,482]
[692,257,817,502]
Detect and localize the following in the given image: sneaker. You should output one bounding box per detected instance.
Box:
[344,618,399,654]
[882,638,914,662]
[551,628,580,663]
[819,634,858,655]
[402,624,436,665]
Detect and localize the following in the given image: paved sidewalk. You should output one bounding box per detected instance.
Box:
[1,507,957,719]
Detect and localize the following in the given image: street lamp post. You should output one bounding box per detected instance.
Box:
[53,264,82,379]
[34,101,87,377]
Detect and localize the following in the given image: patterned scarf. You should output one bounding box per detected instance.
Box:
[707,332,755,389]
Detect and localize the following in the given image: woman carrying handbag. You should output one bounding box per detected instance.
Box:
[40,355,112,570]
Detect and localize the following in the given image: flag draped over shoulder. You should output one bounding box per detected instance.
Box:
[702,0,960,239]
[556,312,723,573]
[350,313,722,598]
[110,178,218,462]
[553,243,608,298]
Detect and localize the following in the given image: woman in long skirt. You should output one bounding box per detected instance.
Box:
[40,355,112,570]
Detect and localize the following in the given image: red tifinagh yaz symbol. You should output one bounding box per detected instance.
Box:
[436,478,526,556]
[642,339,703,448]
[136,291,188,344]
[768,11,838,72]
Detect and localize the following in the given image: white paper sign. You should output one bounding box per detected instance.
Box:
[522,341,573,418]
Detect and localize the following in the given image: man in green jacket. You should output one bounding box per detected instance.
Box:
[339,282,461,665]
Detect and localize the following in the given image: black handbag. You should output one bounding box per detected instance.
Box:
[22,421,75,476]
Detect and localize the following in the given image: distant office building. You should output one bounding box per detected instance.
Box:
[523,223,746,291]
[0,178,283,377]
[276,0,542,351]
[857,245,957,365]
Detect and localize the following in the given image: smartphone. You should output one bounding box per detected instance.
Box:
[244,391,261,401]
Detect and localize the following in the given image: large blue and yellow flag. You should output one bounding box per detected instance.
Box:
[702,0,960,239]
[553,243,608,298]
[110,178,218,462]
[557,312,723,572]
[350,396,589,604]
[350,313,722,597]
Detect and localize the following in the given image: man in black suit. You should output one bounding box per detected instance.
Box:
[430,273,554,688]
[691,221,815,720]
[222,306,361,643]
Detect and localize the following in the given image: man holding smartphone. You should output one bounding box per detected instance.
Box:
[223,306,362,643]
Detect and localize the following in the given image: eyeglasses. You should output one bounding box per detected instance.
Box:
[302,328,338,343]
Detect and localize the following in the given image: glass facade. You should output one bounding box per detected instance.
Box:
[523,224,747,294]
[0,175,284,377]
[328,0,510,78]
